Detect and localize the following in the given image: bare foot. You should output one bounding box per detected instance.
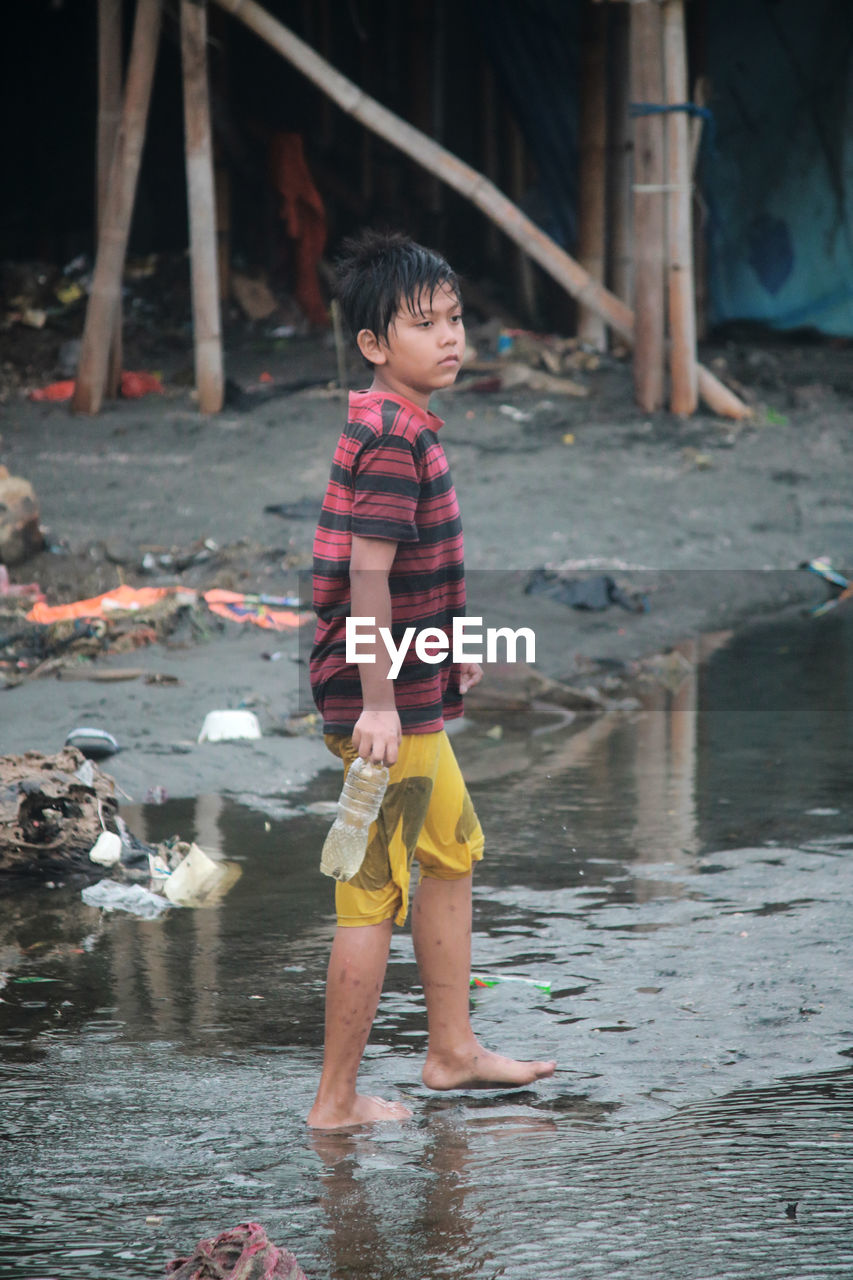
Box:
[307,1092,413,1130]
[422,1042,556,1092]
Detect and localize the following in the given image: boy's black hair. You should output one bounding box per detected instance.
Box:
[334,229,461,359]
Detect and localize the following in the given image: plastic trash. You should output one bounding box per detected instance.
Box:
[29,379,76,402]
[65,726,119,759]
[88,830,122,867]
[81,879,171,919]
[198,710,262,743]
[470,972,552,994]
[120,370,164,399]
[163,842,242,907]
[320,757,389,881]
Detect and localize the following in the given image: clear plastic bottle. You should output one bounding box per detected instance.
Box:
[319,757,389,882]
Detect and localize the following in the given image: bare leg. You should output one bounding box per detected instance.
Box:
[308,919,413,1129]
[413,873,556,1090]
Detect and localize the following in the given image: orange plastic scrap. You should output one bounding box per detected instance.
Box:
[203,588,309,631]
[120,370,164,398]
[29,372,164,403]
[27,584,194,625]
[29,380,76,403]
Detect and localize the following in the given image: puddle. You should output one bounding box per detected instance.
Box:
[1,608,852,1278]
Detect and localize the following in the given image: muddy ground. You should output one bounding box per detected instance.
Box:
[1,317,851,806]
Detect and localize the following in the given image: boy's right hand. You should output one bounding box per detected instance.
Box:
[353,708,402,766]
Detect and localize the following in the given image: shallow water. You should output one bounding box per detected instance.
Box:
[1,609,852,1279]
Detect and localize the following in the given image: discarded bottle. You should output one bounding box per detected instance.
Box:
[320,757,389,882]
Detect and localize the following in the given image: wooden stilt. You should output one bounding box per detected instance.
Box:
[577,1,608,351]
[73,0,162,415]
[209,5,232,302]
[606,4,633,313]
[181,0,224,413]
[663,0,698,414]
[690,74,710,341]
[630,0,666,412]
[96,0,124,398]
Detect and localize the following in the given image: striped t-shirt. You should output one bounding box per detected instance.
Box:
[311,389,465,734]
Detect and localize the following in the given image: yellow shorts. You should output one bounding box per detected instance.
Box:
[324,730,484,928]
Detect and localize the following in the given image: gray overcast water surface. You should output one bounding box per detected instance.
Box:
[2,609,852,1279]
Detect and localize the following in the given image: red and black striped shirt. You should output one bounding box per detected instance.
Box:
[311,389,465,734]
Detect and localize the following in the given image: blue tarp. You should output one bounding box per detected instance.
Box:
[705,0,853,335]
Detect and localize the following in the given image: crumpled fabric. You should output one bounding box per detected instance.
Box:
[165,1221,307,1280]
[525,569,649,614]
[269,132,328,328]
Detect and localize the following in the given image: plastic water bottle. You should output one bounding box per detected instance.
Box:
[320,757,389,882]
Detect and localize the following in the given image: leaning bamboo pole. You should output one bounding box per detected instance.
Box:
[73,0,162,415]
[96,0,124,398]
[181,0,224,413]
[630,0,666,412]
[210,0,748,419]
[663,0,698,414]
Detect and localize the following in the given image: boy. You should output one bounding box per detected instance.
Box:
[308,230,555,1129]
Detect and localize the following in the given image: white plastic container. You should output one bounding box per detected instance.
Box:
[198,710,262,743]
[163,842,242,907]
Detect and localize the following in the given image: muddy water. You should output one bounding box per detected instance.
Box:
[2,609,852,1279]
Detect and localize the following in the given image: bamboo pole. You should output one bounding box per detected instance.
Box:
[181,0,224,413]
[96,0,124,398]
[629,0,666,412]
[73,0,162,415]
[690,75,710,340]
[209,4,232,301]
[606,4,633,313]
[577,1,608,351]
[210,0,749,418]
[663,0,698,414]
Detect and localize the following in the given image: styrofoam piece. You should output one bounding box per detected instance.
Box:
[198,709,262,743]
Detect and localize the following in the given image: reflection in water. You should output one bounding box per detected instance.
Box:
[1,610,852,1278]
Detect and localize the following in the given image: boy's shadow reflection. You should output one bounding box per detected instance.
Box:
[309,1104,557,1279]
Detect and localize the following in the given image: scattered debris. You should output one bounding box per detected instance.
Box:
[0,748,119,874]
[526,569,649,614]
[64,726,120,759]
[801,557,853,616]
[203,588,308,630]
[88,830,123,867]
[0,467,44,566]
[464,661,611,716]
[0,564,44,603]
[159,841,242,907]
[231,271,279,320]
[165,1221,307,1280]
[198,709,262,743]
[82,879,170,918]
